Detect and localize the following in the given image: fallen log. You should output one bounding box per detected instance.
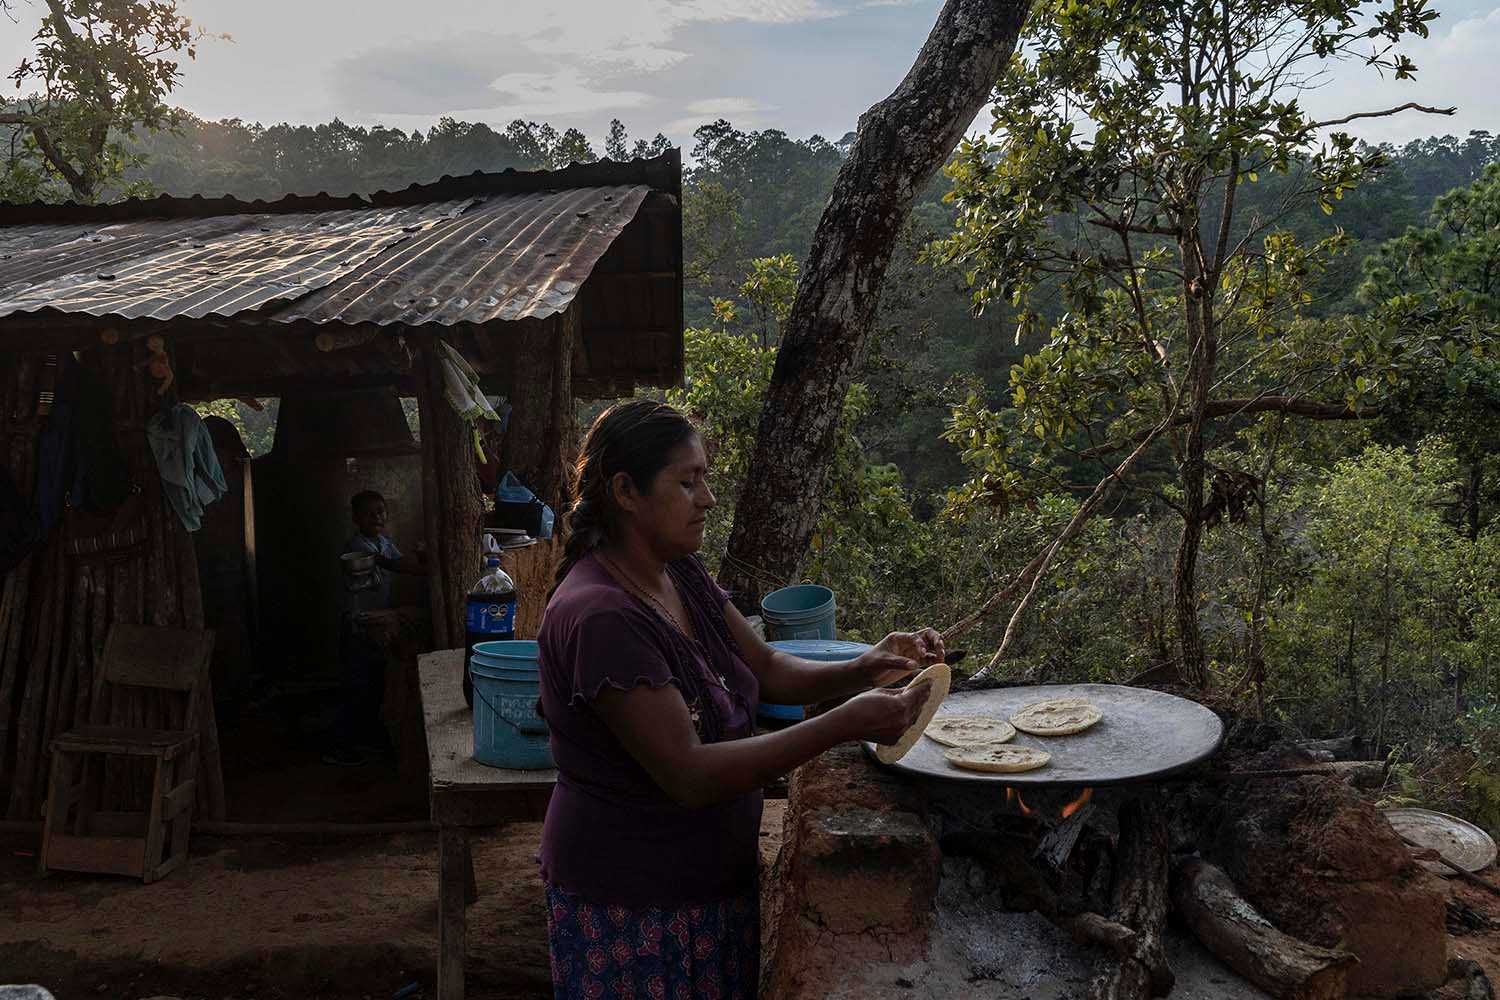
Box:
[1172,857,1356,1000]
[1208,761,1385,788]
[1088,796,1173,1000]
[1294,736,1367,761]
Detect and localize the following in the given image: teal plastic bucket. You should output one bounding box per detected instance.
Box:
[760,638,872,722]
[761,585,837,641]
[469,640,553,769]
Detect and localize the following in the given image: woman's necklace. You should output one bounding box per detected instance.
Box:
[598,552,731,694]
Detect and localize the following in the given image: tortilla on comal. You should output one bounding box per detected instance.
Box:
[1009,698,1102,736]
[944,744,1051,774]
[925,715,1016,748]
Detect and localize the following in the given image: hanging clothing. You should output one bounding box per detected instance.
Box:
[0,465,40,575]
[438,340,502,424]
[33,355,131,536]
[32,357,77,536]
[146,404,227,532]
[70,361,129,512]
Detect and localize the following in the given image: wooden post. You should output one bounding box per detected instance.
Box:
[415,340,483,651]
[438,825,469,1000]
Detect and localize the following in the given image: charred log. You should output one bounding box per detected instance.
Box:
[1172,857,1356,1000]
[1449,958,1496,1000]
[941,832,1156,974]
[1087,795,1174,1000]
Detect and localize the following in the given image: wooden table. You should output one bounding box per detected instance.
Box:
[420,649,555,1000]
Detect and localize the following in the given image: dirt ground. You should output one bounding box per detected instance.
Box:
[2,803,789,1000]
[0,689,787,1000]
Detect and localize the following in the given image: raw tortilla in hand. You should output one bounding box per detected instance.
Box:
[874,662,952,764]
[1010,698,1102,736]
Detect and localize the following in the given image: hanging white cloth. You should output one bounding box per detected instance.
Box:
[438,340,501,424]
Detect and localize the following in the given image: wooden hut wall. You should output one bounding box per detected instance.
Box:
[0,341,226,821]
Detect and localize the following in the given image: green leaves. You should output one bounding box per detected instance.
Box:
[8,0,207,202]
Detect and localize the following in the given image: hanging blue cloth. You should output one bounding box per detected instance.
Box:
[146,404,227,532]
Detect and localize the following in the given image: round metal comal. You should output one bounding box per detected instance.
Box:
[865,683,1225,787]
[1384,807,1497,874]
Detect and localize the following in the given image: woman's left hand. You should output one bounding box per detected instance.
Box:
[854,628,946,688]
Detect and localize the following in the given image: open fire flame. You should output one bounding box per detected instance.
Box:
[1006,786,1094,820]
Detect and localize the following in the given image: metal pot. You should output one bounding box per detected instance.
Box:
[341,552,377,575]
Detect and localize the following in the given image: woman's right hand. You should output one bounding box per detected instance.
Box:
[836,681,931,745]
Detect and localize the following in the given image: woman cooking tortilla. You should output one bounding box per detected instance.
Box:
[537,399,943,1000]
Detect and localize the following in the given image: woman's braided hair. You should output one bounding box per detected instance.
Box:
[552,398,698,595]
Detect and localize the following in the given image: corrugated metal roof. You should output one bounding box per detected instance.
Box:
[0,185,650,327]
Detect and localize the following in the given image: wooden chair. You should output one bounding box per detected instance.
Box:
[40,623,215,883]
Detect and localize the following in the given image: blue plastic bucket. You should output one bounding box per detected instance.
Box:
[759,638,872,722]
[761,584,837,641]
[469,640,553,769]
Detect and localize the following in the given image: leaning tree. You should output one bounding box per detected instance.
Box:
[716,0,1035,610]
[929,0,1452,686]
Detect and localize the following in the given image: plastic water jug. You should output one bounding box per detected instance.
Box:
[464,555,515,707]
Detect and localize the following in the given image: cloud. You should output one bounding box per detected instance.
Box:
[486,70,655,118]
[327,0,865,121]
[328,35,545,116]
[685,97,775,116]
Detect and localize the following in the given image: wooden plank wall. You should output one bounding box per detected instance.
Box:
[0,339,226,821]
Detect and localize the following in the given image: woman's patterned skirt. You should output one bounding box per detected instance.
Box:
[544,882,759,1000]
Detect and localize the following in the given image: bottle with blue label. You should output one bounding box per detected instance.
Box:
[464,555,516,707]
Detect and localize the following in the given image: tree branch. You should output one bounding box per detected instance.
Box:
[26,122,86,193]
[1079,395,1381,459]
[1306,102,1455,131]
[1085,215,1180,239]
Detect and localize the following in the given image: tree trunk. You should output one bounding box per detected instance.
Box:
[1173,261,1215,688]
[497,311,577,514]
[1376,540,1395,755]
[495,310,577,637]
[415,341,483,651]
[717,0,1033,611]
[1343,617,1359,733]
[1467,460,1482,542]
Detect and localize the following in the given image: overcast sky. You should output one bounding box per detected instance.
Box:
[2,0,1498,152]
